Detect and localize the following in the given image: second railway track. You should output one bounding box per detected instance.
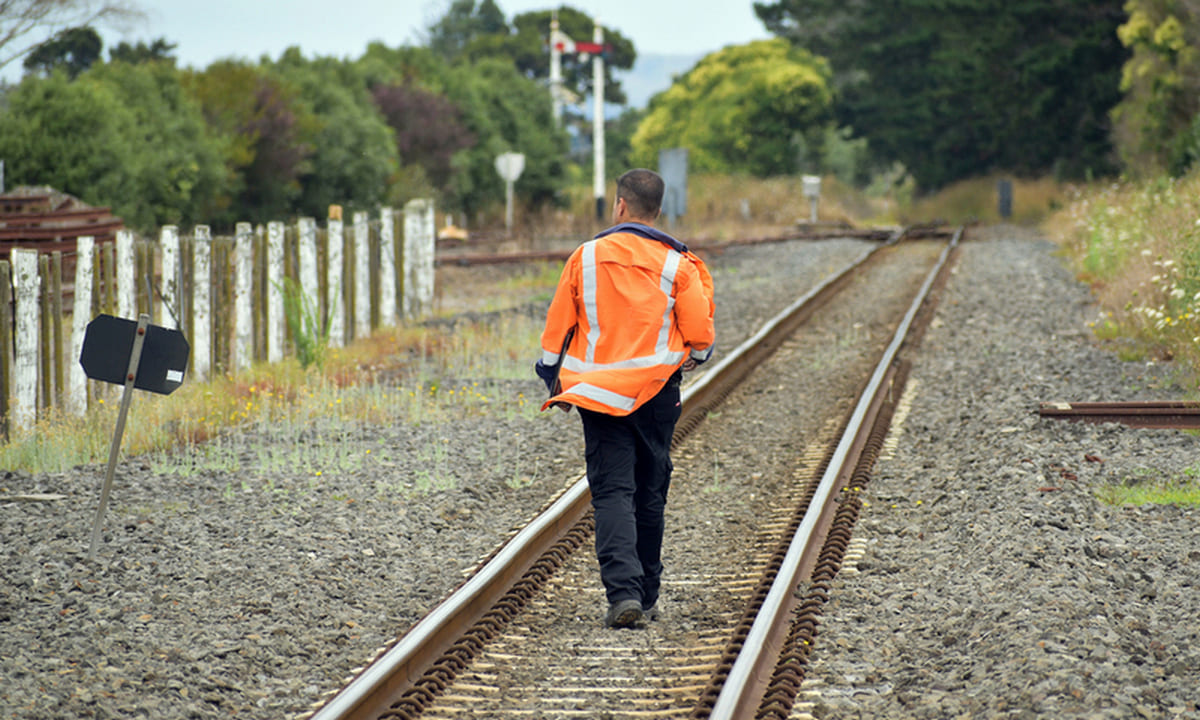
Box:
[306,228,962,720]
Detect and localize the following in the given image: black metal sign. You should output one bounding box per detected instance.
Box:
[80,314,189,394]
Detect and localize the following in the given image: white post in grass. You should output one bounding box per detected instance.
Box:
[267,220,285,362]
[402,199,435,320]
[379,207,397,328]
[326,208,345,348]
[159,226,180,329]
[68,237,95,416]
[234,222,254,371]
[115,229,136,320]
[353,210,370,339]
[298,217,319,347]
[11,249,40,430]
[193,225,212,379]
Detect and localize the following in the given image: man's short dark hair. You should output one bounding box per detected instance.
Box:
[616,169,664,219]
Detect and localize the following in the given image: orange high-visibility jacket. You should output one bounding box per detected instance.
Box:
[539,223,715,415]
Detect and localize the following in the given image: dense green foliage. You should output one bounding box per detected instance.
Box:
[755,0,1129,189]
[10,0,1192,230]
[427,1,636,105]
[0,71,136,208]
[0,62,227,228]
[630,40,832,176]
[22,26,102,78]
[0,1,574,230]
[1111,0,1200,176]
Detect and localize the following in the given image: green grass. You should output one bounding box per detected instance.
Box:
[0,314,546,475]
[1097,477,1200,507]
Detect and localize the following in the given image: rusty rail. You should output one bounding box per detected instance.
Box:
[305,227,964,720]
[703,227,962,719]
[306,232,911,720]
[1038,401,1200,429]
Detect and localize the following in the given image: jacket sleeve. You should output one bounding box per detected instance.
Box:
[538,251,581,369]
[675,253,715,361]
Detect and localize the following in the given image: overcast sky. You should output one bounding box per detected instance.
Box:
[90,0,771,71]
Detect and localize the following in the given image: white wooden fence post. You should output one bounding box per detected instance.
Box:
[68,237,95,416]
[11,249,39,431]
[193,225,212,379]
[403,199,436,320]
[234,222,253,372]
[298,218,318,345]
[354,210,370,339]
[159,226,180,329]
[379,207,397,327]
[267,220,285,362]
[116,229,136,320]
[327,213,345,348]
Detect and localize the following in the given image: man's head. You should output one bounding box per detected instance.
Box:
[613,168,664,224]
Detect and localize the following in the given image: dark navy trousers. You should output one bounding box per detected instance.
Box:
[578,376,682,609]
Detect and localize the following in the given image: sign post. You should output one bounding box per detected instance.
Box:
[80,313,190,560]
[802,175,822,223]
[494,152,525,235]
[659,148,689,230]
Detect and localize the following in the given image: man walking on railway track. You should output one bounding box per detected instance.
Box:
[535,168,715,628]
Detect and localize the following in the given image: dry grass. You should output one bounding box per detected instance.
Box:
[1043,174,1200,383]
[3,171,1083,474]
[903,174,1072,226]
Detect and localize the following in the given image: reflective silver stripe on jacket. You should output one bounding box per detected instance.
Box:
[582,241,601,364]
[565,382,637,412]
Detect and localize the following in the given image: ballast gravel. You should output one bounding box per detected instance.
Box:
[1,226,1197,719]
[805,226,1199,720]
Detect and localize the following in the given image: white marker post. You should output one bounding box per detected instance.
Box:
[494,152,525,236]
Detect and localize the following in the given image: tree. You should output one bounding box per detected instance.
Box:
[440,57,570,215]
[426,0,509,60]
[371,82,474,192]
[0,71,136,206]
[109,37,176,64]
[83,60,231,227]
[755,0,1127,189]
[182,60,315,225]
[504,7,636,106]
[1111,0,1200,175]
[0,0,141,72]
[267,48,400,218]
[630,40,833,176]
[22,25,101,77]
[356,42,569,216]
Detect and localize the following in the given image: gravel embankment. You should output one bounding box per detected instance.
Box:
[0,234,874,719]
[806,225,1199,719]
[3,226,1196,719]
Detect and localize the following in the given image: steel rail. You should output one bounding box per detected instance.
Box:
[708,228,962,720]
[307,229,908,720]
[1038,400,1200,429]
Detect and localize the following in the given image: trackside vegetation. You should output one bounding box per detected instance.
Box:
[1046,172,1200,507]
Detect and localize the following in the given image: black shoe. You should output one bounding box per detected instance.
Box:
[643,603,660,621]
[604,598,642,628]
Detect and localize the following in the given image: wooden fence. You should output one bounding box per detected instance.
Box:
[0,199,436,438]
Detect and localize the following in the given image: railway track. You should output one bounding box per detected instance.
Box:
[302,227,963,720]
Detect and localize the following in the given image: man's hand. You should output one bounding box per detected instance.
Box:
[681,358,698,372]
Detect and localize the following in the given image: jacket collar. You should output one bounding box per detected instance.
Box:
[594,222,689,253]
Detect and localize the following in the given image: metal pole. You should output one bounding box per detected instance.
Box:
[592,22,605,221]
[550,14,563,126]
[87,313,150,561]
[505,179,515,235]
